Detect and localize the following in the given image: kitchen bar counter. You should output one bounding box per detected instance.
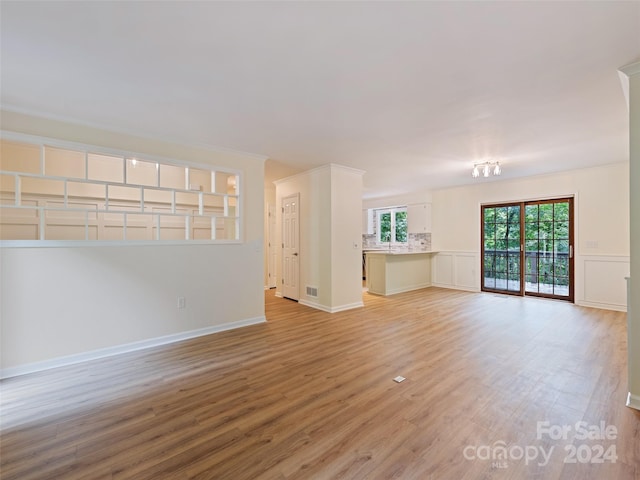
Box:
[365,250,437,295]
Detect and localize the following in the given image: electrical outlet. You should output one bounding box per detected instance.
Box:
[177,296,186,309]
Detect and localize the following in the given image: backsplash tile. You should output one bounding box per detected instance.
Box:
[362,232,431,251]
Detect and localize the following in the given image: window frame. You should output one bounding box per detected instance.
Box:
[376,206,408,244]
[0,131,243,247]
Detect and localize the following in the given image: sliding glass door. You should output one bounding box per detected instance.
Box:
[482,198,574,301]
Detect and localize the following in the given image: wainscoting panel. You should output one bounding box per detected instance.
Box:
[433,253,453,286]
[432,251,480,292]
[577,255,630,311]
[433,252,629,312]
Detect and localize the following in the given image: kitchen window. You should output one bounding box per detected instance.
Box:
[376,207,407,243]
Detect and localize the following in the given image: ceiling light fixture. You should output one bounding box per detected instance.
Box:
[472,160,501,178]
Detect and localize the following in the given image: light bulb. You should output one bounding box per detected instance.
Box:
[483,164,490,177]
[493,162,501,175]
[472,165,479,178]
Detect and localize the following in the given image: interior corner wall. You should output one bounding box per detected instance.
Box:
[329,166,363,310]
[275,164,363,313]
[627,69,640,406]
[0,110,266,376]
[431,163,630,310]
[275,166,332,308]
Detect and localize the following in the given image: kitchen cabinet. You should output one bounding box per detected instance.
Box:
[407,203,432,234]
[362,208,374,235]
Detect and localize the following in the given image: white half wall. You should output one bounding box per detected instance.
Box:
[0,110,267,376]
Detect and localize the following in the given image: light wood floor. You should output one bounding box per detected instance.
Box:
[2,288,639,479]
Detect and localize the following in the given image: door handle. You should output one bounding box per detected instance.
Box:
[569,246,573,258]
[293,252,298,256]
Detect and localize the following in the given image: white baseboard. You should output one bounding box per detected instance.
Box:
[627,392,640,411]
[384,282,432,296]
[433,285,627,311]
[298,299,364,313]
[0,316,266,379]
[576,300,627,312]
[431,282,479,293]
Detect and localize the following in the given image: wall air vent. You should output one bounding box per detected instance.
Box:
[306,286,318,297]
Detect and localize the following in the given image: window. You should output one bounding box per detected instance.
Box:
[376,207,407,243]
[0,135,241,243]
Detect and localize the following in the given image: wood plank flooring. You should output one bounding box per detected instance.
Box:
[1,287,639,479]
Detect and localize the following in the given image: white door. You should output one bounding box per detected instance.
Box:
[268,204,277,288]
[282,193,300,300]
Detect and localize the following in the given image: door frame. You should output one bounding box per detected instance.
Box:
[480,197,575,302]
[267,203,277,289]
[523,197,574,302]
[481,202,525,297]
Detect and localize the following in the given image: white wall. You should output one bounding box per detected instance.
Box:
[275,164,363,312]
[0,110,267,376]
[624,63,640,408]
[330,166,365,309]
[363,191,433,210]
[275,166,331,307]
[431,162,630,310]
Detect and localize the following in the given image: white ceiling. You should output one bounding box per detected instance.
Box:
[1,1,639,199]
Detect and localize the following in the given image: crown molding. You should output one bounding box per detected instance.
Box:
[618,61,640,112]
[619,61,640,77]
[327,163,366,176]
[273,162,365,185]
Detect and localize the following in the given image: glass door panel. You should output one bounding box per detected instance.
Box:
[482,203,522,294]
[523,198,573,300]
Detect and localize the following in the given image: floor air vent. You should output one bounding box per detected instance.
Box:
[306,286,318,297]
